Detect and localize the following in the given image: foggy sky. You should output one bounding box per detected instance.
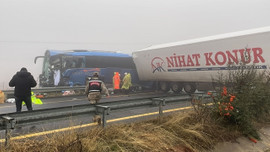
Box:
[1,0,270,89]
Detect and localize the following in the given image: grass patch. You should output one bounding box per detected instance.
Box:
[0,111,242,152]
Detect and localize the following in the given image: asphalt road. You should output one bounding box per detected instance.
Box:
[0,91,172,114]
[0,91,193,143]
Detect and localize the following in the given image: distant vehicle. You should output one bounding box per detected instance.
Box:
[35,50,140,87]
[132,26,270,94]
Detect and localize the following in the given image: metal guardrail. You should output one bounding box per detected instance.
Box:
[0,94,209,146]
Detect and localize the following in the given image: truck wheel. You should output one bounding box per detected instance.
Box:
[159,82,170,92]
[183,83,196,94]
[171,83,183,93]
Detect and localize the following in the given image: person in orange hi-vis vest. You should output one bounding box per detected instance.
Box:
[113,72,120,94]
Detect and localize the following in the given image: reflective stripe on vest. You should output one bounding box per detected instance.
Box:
[89,79,102,92]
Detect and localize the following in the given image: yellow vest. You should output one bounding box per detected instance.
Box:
[23,92,43,105]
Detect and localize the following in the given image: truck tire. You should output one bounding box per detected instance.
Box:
[183,83,196,94]
[171,82,183,93]
[159,82,170,92]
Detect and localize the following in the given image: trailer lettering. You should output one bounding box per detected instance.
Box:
[239,48,251,64]
[204,52,216,66]
[226,50,238,64]
[160,47,265,71]
[252,48,265,63]
[215,51,227,65]
[192,54,201,66]
[173,53,179,67]
[177,55,186,67]
[187,55,194,66]
[167,53,201,68]
[166,57,175,67]
[203,48,265,66]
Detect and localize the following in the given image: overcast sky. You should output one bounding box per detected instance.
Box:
[1,0,270,89]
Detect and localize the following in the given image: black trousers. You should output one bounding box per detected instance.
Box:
[15,96,32,112]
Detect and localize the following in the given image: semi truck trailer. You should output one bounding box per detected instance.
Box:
[132,26,270,93]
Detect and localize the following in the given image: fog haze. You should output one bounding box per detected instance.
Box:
[1,0,270,89]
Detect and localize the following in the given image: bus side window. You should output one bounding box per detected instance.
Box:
[77,58,84,68]
[66,60,73,68]
[71,60,77,68]
[63,59,73,69]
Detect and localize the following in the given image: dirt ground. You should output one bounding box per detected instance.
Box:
[210,126,270,152]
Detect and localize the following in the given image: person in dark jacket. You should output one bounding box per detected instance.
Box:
[85,72,109,124]
[9,67,37,112]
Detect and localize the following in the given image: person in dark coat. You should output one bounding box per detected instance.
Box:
[9,67,37,112]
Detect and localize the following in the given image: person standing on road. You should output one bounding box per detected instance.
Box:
[85,72,110,124]
[9,67,37,112]
[113,72,120,94]
[121,72,132,94]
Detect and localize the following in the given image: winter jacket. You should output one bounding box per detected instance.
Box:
[121,73,132,90]
[113,72,120,90]
[9,71,37,97]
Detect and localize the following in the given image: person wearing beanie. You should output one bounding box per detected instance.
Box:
[9,67,37,112]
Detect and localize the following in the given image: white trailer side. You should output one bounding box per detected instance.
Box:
[132,26,270,93]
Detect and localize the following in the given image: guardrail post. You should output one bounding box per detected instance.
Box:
[95,105,110,128]
[152,98,166,116]
[1,116,15,147]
